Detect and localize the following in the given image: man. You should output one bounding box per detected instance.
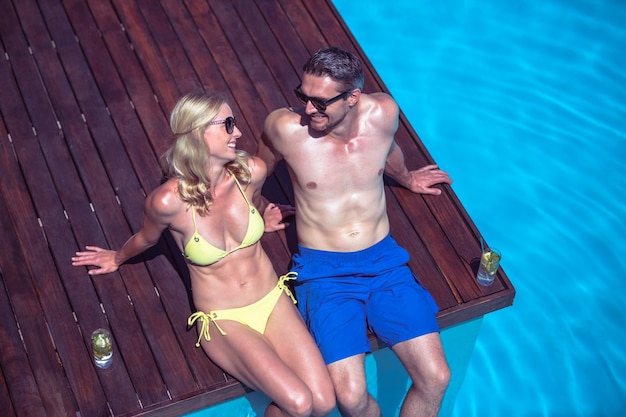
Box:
[258,46,451,417]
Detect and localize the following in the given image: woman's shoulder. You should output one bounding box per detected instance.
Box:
[246,155,268,185]
[146,178,184,217]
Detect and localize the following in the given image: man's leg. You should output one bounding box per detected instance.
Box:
[392,333,450,417]
[327,353,381,417]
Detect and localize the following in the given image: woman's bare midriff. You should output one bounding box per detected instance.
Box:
[188,245,279,313]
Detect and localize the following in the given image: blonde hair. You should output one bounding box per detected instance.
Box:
[162,91,251,215]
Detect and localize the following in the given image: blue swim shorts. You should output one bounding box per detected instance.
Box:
[291,234,440,364]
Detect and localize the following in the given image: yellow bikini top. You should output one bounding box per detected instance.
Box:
[184,175,264,266]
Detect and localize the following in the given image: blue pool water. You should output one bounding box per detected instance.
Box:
[333,0,626,416]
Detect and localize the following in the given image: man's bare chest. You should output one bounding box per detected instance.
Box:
[287,151,384,193]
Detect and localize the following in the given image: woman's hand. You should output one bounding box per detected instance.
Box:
[71,246,121,275]
[263,203,295,232]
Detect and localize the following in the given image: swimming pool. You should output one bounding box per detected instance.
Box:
[333,0,626,415]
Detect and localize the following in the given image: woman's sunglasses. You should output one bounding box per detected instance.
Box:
[208,116,236,134]
[294,84,351,112]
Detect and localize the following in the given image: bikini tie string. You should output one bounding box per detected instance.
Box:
[187,311,227,347]
[278,272,298,304]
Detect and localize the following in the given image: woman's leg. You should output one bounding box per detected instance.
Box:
[263,294,336,416]
[197,301,331,417]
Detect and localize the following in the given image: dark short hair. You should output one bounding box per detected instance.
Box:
[302,46,364,91]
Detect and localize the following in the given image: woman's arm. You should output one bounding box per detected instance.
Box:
[72,187,174,275]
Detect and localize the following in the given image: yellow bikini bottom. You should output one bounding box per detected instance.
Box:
[188,272,297,347]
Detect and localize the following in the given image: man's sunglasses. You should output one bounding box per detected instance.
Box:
[208,116,236,134]
[294,84,351,112]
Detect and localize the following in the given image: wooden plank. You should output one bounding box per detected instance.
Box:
[180,0,261,152]
[277,0,327,57]
[157,0,234,96]
[157,0,251,132]
[0,121,115,415]
[0,185,46,417]
[0,5,120,416]
[84,0,171,157]
[110,0,183,112]
[117,382,248,417]
[9,0,175,411]
[253,0,317,94]
[386,197,460,309]
[243,0,307,104]
[204,0,302,201]
[210,0,288,119]
[60,0,164,195]
[134,0,203,98]
[0,188,77,417]
[0,277,46,417]
[37,0,156,219]
[0,359,17,417]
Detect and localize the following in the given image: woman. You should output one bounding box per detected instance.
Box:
[72,92,335,417]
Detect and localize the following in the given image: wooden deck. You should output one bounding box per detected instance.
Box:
[0,0,515,416]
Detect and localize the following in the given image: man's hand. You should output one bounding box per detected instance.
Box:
[263,203,296,232]
[406,165,453,195]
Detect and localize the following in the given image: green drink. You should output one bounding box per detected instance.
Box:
[91,328,113,368]
[477,248,501,286]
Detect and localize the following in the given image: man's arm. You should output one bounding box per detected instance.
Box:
[385,141,453,195]
[253,112,283,209]
[384,140,413,187]
[257,109,287,176]
[253,112,294,231]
